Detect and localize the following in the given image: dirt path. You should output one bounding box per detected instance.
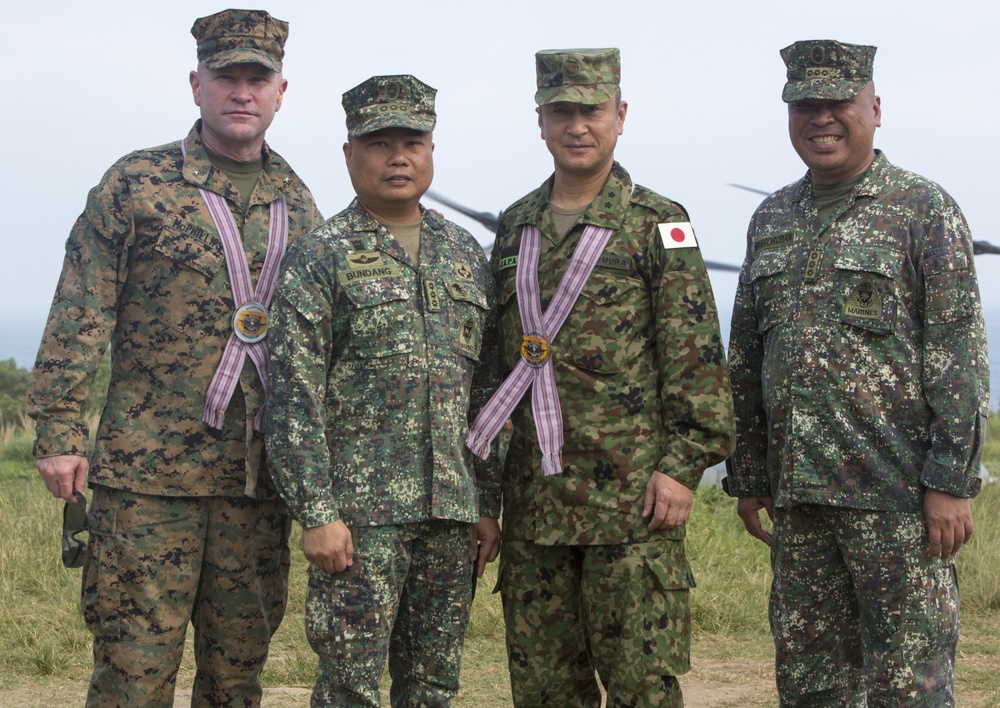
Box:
[3,661,778,707]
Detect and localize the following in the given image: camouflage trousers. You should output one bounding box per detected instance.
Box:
[305,519,475,707]
[498,540,692,707]
[771,505,959,707]
[82,483,291,707]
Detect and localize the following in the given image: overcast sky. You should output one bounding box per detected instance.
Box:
[3,0,998,342]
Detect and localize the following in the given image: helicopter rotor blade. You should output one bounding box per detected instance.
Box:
[973,240,1000,256]
[728,183,771,197]
[425,190,500,232]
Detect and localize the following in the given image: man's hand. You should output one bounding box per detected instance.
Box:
[472,516,501,578]
[924,489,974,560]
[737,496,774,547]
[36,455,88,502]
[642,472,694,530]
[302,520,354,573]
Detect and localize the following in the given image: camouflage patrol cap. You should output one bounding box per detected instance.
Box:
[191,9,288,73]
[780,40,876,102]
[534,48,620,106]
[342,75,437,138]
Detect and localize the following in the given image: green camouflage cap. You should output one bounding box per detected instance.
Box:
[780,40,876,102]
[191,9,288,73]
[534,48,620,106]
[342,75,437,138]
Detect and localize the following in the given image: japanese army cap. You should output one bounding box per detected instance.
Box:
[191,9,288,73]
[780,40,876,102]
[534,48,620,106]
[342,75,438,137]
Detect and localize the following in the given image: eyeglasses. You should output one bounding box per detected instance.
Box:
[62,491,88,569]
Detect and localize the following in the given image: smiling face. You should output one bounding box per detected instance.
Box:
[190,62,286,161]
[788,82,881,185]
[537,97,627,181]
[343,128,434,223]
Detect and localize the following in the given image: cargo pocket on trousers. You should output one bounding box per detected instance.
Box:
[81,490,123,640]
[629,542,694,675]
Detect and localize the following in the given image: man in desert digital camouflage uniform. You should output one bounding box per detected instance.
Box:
[726,40,989,706]
[464,48,734,707]
[265,74,501,707]
[26,9,322,705]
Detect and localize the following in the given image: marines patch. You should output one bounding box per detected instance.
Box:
[844,279,881,320]
[455,262,475,281]
[459,315,479,356]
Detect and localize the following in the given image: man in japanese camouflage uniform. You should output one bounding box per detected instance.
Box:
[726,39,989,706]
[27,9,322,706]
[465,48,735,707]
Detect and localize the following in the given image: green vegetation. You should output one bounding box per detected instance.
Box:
[0,418,997,706]
[0,350,111,428]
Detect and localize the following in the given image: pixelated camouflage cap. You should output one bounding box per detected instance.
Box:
[534,48,620,106]
[780,40,876,102]
[342,75,437,138]
[191,9,288,73]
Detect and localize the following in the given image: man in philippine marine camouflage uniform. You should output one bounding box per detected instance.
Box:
[26,9,323,706]
[265,74,501,707]
[464,48,734,707]
[726,40,989,706]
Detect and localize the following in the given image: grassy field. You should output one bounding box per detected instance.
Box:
[1,417,998,707]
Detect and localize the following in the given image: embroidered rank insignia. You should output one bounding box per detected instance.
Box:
[424,279,441,312]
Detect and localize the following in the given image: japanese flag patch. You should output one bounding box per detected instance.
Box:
[658,222,698,250]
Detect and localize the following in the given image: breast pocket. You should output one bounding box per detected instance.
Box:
[571,272,645,373]
[748,248,792,335]
[139,226,226,332]
[342,279,414,360]
[832,246,902,334]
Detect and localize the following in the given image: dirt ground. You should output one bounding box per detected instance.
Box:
[2,660,779,707]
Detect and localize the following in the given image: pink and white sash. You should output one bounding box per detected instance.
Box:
[181,139,289,431]
[465,224,613,475]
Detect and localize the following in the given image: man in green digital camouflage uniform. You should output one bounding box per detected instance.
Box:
[265,74,501,707]
[472,48,734,707]
[726,40,989,706]
[26,9,322,706]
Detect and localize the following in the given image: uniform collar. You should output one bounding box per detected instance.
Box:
[343,198,437,267]
[510,161,632,233]
[181,121,295,205]
[795,149,888,203]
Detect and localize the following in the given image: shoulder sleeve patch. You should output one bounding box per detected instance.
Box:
[658,222,699,250]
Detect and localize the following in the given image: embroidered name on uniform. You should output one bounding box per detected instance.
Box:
[844,280,881,319]
[338,262,401,285]
[595,254,630,272]
[170,218,214,244]
[499,255,518,271]
[459,315,478,354]
[754,232,794,253]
